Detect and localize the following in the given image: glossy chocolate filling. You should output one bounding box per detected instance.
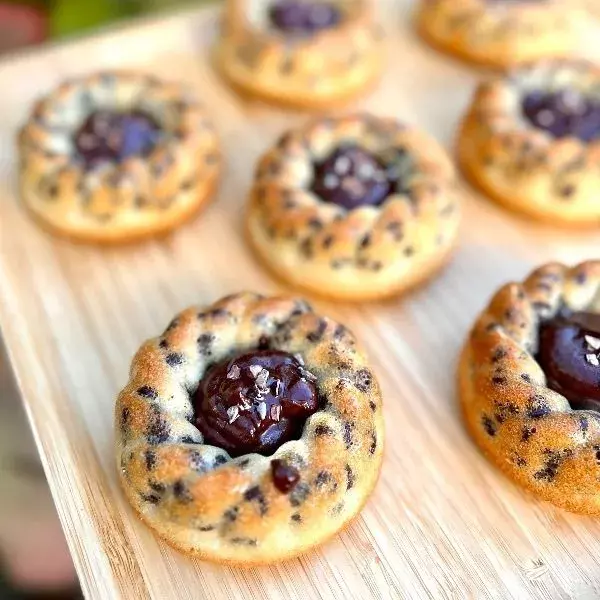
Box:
[522,89,600,142]
[73,109,161,169]
[193,350,320,457]
[311,145,408,210]
[537,311,600,411]
[269,0,341,34]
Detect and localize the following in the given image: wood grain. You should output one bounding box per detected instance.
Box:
[1,2,600,598]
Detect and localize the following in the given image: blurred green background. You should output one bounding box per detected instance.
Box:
[0,0,213,55]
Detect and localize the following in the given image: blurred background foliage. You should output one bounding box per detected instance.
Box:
[0,0,213,56]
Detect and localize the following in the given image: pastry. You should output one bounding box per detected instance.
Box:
[246,114,461,301]
[416,0,583,70]
[216,0,384,109]
[18,71,221,243]
[460,261,600,514]
[116,292,384,563]
[458,60,600,227]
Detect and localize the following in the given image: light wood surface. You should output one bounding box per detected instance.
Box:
[2,2,600,598]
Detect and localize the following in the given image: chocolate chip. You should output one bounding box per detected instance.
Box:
[559,184,576,199]
[343,422,353,448]
[533,452,561,482]
[149,481,165,494]
[197,333,215,355]
[140,493,161,504]
[121,407,130,430]
[271,459,300,493]
[165,353,184,367]
[145,450,156,471]
[360,234,372,249]
[291,513,302,522]
[369,400,377,412]
[289,482,310,507]
[238,458,250,469]
[137,386,158,400]
[521,373,532,383]
[230,537,257,546]
[158,339,169,350]
[173,480,192,503]
[244,486,268,516]
[321,234,334,249]
[315,471,332,488]
[521,425,536,442]
[147,410,170,445]
[491,348,507,363]
[164,318,179,333]
[355,368,373,392]
[527,395,550,419]
[198,525,215,532]
[369,432,377,454]
[345,464,355,490]
[514,455,527,467]
[482,415,496,437]
[492,376,507,385]
[189,451,207,473]
[224,506,239,522]
[214,455,228,466]
[315,424,334,436]
[307,320,327,343]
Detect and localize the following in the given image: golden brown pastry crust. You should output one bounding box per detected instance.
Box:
[458,60,600,227]
[116,292,384,563]
[19,71,221,244]
[416,0,583,70]
[215,0,385,109]
[246,114,461,301]
[460,261,600,514]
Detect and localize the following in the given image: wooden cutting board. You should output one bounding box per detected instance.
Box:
[2,2,600,598]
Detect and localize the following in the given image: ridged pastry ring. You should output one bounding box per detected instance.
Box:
[246,113,461,301]
[18,71,221,243]
[416,0,583,70]
[460,261,600,514]
[216,0,384,109]
[458,60,600,227]
[116,292,384,563]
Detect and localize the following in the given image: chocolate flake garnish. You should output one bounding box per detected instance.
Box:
[585,335,600,351]
[249,364,263,378]
[257,401,267,420]
[227,364,241,379]
[227,406,240,423]
[586,353,600,367]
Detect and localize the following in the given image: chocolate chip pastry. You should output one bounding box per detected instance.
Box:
[416,0,584,70]
[216,0,385,109]
[458,61,600,227]
[246,114,461,301]
[116,293,384,563]
[460,261,600,514]
[18,71,221,243]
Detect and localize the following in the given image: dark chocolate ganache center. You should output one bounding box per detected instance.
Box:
[73,110,161,168]
[269,1,341,34]
[537,311,600,411]
[522,89,600,142]
[194,350,319,457]
[312,145,409,210]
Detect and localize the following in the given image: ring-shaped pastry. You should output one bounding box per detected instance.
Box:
[246,114,461,301]
[215,0,385,109]
[116,292,384,563]
[458,60,600,227]
[416,0,583,70]
[19,71,221,243]
[460,261,600,514]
